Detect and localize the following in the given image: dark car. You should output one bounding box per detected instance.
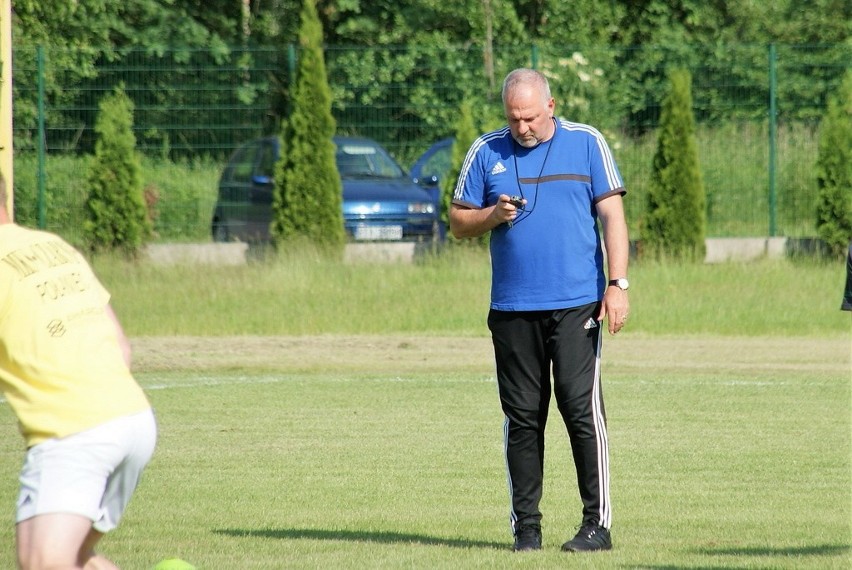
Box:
[212,136,440,243]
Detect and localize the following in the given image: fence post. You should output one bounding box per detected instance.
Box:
[37,45,46,229]
[0,0,12,219]
[531,44,539,69]
[768,43,777,237]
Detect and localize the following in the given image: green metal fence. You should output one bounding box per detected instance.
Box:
[10,42,850,242]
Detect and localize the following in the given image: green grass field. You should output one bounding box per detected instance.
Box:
[97,248,850,338]
[0,254,849,568]
[0,336,847,568]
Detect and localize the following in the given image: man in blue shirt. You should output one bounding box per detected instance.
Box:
[450,68,630,553]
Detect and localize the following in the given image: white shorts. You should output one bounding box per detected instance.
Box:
[16,409,157,533]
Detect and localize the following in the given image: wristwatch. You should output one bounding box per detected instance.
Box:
[608,278,629,291]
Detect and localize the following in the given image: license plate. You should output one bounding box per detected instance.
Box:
[354,225,403,241]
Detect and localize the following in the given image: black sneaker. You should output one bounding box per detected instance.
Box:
[561,523,612,552]
[512,522,542,552]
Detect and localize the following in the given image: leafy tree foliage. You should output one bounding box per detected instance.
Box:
[519,0,623,45]
[270,0,345,251]
[643,68,706,260]
[606,0,850,126]
[12,0,849,153]
[522,1,623,128]
[83,86,151,255]
[11,1,228,108]
[12,1,119,144]
[322,0,526,151]
[815,71,852,257]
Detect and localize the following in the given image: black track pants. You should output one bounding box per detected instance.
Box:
[488,303,611,532]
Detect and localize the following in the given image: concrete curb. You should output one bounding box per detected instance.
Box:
[147,237,807,266]
[704,237,788,263]
[145,242,439,265]
[145,243,249,266]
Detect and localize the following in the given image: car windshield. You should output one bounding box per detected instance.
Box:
[336,143,404,179]
[419,145,451,181]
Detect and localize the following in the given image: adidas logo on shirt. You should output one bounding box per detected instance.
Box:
[491,162,507,175]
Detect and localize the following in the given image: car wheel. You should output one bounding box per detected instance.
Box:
[212,221,229,242]
[430,219,442,245]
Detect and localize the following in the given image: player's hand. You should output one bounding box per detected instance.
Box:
[598,287,630,335]
[493,194,526,225]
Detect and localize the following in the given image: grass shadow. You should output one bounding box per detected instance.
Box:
[696,544,850,557]
[628,544,850,570]
[609,544,852,570]
[628,567,736,570]
[214,527,507,550]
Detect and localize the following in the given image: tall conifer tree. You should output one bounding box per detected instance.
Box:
[270,0,344,251]
[815,71,851,258]
[84,86,150,256]
[644,68,706,260]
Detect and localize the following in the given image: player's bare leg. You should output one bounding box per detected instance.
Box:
[80,528,119,570]
[17,513,96,569]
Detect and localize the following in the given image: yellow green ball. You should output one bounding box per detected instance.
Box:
[152,559,196,570]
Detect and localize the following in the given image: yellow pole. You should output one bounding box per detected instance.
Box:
[0,0,13,219]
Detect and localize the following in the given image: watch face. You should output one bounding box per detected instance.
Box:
[615,278,629,290]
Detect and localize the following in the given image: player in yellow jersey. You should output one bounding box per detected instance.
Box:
[0,172,156,570]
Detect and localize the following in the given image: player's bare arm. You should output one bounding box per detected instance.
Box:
[449,196,525,239]
[596,194,630,334]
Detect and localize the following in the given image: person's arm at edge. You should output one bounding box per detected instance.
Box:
[105,304,132,369]
[596,193,630,334]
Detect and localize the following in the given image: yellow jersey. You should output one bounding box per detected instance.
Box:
[0,224,150,447]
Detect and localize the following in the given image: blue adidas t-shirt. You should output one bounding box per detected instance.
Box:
[453,118,625,311]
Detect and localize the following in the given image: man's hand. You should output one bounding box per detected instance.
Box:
[450,195,527,238]
[598,286,630,335]
[494,194,525,226]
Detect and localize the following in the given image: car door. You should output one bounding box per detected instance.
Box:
[217,141,261,241]
[246,139,278,239]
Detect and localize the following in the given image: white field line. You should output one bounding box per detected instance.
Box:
[0,375,837,406]
[140,374,497,391]
[0,375,496,404]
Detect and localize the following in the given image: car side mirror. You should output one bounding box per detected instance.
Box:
[417,175,439,188]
